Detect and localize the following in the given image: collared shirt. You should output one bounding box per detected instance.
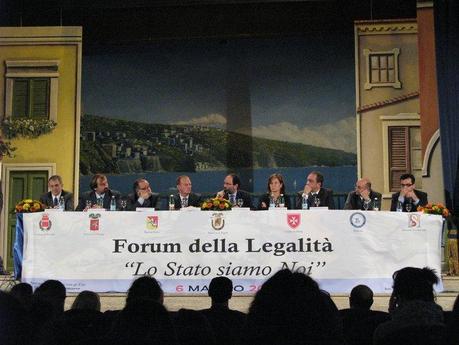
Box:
[52,193,62,206]
[95,193,105,205]
[229,193,236,204]
[51,192,62,202]
[303,189,320,198]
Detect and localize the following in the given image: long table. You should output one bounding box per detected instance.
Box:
[18,209,443,294]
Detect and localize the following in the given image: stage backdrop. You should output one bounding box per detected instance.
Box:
[80,35,357,196]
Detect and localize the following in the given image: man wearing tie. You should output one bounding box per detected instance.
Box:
[173,175,201,209]
[39,175,74,210]
[126,178,160,210]
[295,171,335,209]
[75,173,121,211]
[217,173,252,208]
[390,173,428,212]
[344,178,382,210]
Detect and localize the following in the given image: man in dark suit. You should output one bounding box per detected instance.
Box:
[390,173,428,212]
[344,177,382,210]
[200,277,246,345]
[39,175,74,210]
[173,175,201,209]
[339,285,389,345]
[217,173,252,208]
[126,178,160,211]
[75,173,121,211]
[295,171,335,209]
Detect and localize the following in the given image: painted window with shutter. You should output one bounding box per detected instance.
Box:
[4,60,59,122]
[388,125,422,191]
[12,78,50,118]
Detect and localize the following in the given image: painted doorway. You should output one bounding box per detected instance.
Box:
[6,170,48,271]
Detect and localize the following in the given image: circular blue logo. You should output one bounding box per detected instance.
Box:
[350,212,366,228]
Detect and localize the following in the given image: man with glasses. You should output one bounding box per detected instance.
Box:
[295,171,335,209]
[126,178,160,210]
[344,177,381,210]
[390,173,428,212]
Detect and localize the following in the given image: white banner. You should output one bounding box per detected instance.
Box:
[22,209,443,294]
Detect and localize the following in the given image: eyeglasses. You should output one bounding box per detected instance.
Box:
[401,183,413,187]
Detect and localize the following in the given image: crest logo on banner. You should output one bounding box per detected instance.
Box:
[408,214,421,228]
[211,212,225,231]
[287,213,301,229]
[89,213,101,231]
[350,212,366,228]
[39,213,52,231]
[146,216,159,230]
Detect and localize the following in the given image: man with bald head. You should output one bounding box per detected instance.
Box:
[126,178,160,210]
[173,175,201,209]
[344,178,381,210]
[340,285,389,345]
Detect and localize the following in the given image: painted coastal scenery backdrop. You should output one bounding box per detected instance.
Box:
[80,34,357,196]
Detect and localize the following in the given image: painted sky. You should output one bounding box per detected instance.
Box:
[82,31,356,152]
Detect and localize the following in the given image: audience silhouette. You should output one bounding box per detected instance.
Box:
[2,268,459,345]
[200,277,246,345]
[9,282,33,311]
[374,267,446,345]
[56,290,106,345]
[0,290,33,345]
[242,269,343,345]
[339,284,389,345]
[174,308,216,345]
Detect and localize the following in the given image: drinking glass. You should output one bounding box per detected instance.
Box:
[237,198,244,208]
[405,202,412,212]
[85,200,92,209]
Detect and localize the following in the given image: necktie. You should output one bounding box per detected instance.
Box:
[53,197,59,206]
[230,194,236,204]
[182,197,188,208]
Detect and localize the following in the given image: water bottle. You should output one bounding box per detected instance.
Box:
[169,195,175,210]
[269,195,276,209]
[59,196,65,211]
[279,194,285,208]
[302,195,309,210]
[396,200,403,212]
[373,197,379,211]
[110,196,117,211]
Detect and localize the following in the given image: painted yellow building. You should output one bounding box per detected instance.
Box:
[355,19,419,210]
[355,9,444,211]
[0,27,82,267]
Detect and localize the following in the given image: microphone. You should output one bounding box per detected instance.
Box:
[217,189,227,198]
